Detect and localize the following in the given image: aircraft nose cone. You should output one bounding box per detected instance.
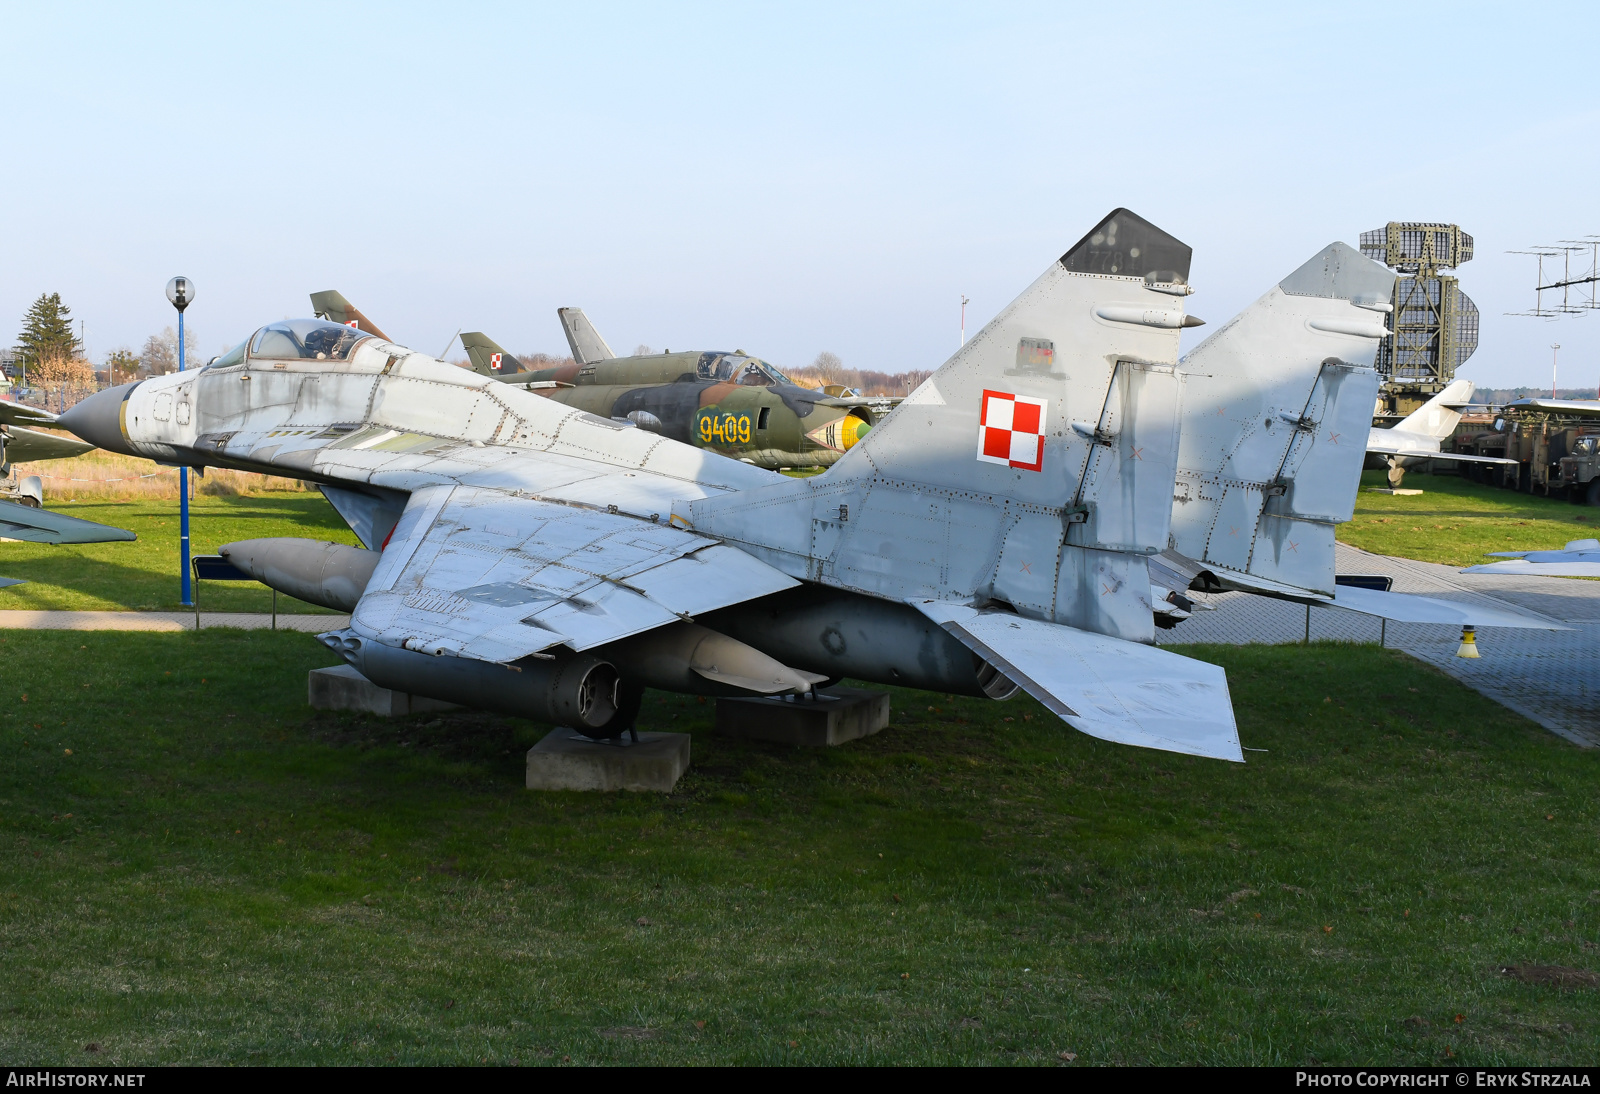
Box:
[59,383,137,454]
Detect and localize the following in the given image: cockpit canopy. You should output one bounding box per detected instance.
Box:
[248,320,372,362]
[695,353,794,387]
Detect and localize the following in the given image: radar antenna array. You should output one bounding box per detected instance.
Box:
[1510,237,1600,317]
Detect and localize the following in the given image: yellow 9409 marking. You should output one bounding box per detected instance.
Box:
[699,412,752,446]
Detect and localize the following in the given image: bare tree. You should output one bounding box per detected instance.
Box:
[139,326,203,376]
[633,344,653,357]
[811,351,844,386]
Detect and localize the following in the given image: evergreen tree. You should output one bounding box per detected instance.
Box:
[15,293,81,374]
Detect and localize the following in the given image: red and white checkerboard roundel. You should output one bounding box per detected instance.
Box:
[977,389,1048,472]
[489,352,503,371]
[343,319,360,328]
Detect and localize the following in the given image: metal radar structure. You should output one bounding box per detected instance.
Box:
[1359,222,1479,418]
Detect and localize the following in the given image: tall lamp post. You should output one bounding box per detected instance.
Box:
[166,276,195,607]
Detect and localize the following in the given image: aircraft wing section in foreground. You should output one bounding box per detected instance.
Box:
[348,484,798,662]
[0,499,135,544]
[913,599,1241,762]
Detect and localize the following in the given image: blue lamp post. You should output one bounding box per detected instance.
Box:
[165,276,195,608]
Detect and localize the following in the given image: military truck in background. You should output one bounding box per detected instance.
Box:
[1451,398,1600,502]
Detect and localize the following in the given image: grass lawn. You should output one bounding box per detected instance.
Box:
[1338,470,1599,568]
[1,631,1595,1065]
[0,495,359,613]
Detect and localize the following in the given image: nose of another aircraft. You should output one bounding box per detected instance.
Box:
[59,383,136,453]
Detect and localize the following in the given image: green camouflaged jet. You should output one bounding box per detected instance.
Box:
[310,291,895,469]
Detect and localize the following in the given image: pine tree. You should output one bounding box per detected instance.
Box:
[15,293,81,374]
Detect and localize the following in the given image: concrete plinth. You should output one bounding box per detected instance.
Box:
[308,664,460,717]
[716,686,890,746]
[526,729,691,792]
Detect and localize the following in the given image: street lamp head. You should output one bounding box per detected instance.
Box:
[165,276,196,313]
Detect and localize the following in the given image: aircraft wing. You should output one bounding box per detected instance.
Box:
[0,499,136,543]
[4,424,94,462]
[0,401,59,428]
[1463,559,1600,578]
[1502,398,1600,416]
[911,599,1242,762]
[1364,442,1518,466]
[1464,541,1600,577]
[351,483,799,663]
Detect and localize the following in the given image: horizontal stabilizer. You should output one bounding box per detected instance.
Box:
[0,500,136,544]
[912,599,1242,762]
[1322,583,1566,629]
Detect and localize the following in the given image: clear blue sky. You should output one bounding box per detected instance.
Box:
[3,1,1598,390]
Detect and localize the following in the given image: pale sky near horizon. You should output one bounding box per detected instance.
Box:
[3,2,1598,391]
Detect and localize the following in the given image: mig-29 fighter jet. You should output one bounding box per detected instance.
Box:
[310,289,890,469]
[60,210,1547,763]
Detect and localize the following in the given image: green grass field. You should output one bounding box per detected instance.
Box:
[1339,470,1598,568]
[1,631,1594,1065]
[0,495,359,613]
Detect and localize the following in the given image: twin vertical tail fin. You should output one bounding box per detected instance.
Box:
[1167,242,1394,598]
[557,307,616,365]
[309,290,392,342]
[697,209,1199,643]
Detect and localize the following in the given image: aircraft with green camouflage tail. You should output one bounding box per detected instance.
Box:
[310,291,895,469]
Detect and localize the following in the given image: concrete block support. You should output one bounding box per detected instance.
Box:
[526,729,691,792]
[715,686,891,746]
[308,664,459,717]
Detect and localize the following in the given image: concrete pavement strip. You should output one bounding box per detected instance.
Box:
[0,610,349,632]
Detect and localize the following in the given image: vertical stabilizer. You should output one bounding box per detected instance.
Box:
[686,209,1198,643]
[1394,377,1474,441]
[557,308,616,365]
[459,332,518,377]
[1170,242,1393,597]
[309,291,392,342]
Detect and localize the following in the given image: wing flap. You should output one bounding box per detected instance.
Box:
[352,485,798,662]
[912,599,1242,762]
